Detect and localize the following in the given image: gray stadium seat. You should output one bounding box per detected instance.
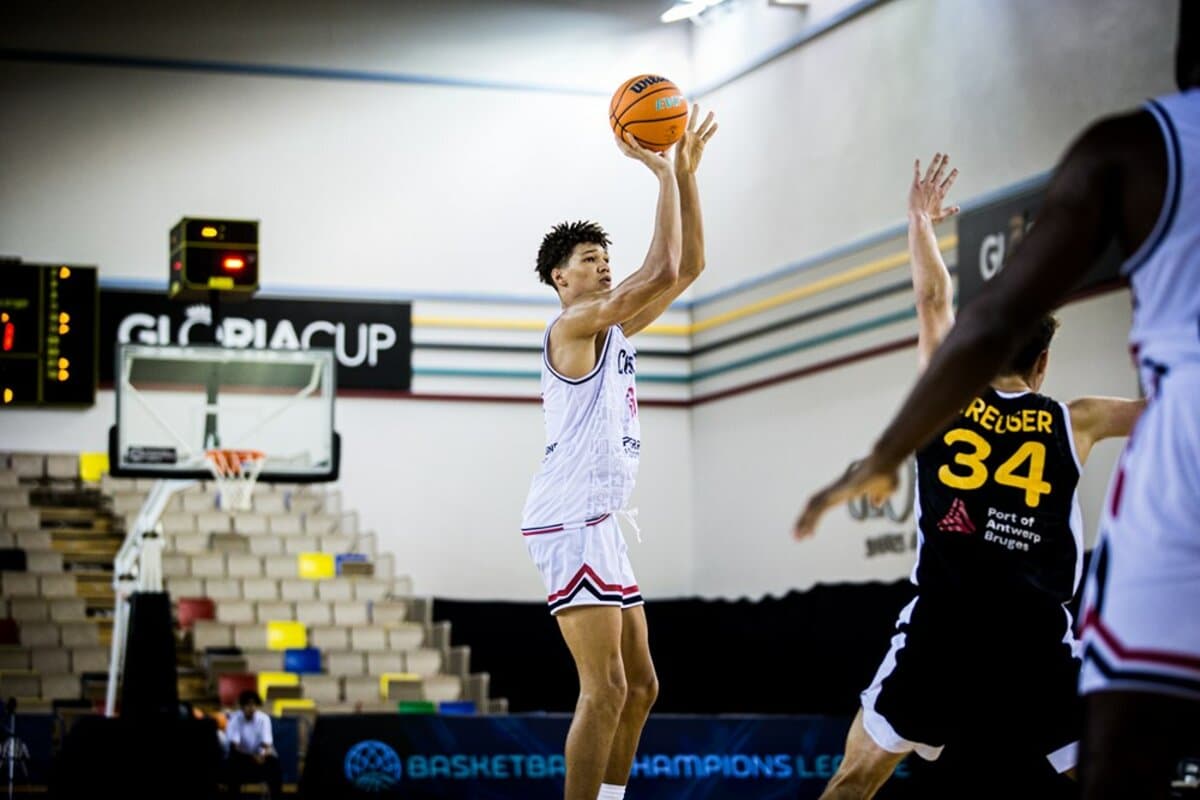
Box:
[267,513,302,535]
[371,601,408,625]
[295,601,332,627]
[241,578,280,601]
[333,601,369,627]
[255,601,295,623]
[215,601,256,625]
[300,674,341,705]
[325,651,365,677]
[279,578,316,601]
[310,626,349,651]
[59,622,100,647]
[18,622,59,647]
[203,578,242,601]
[387,623,425,652]
[405,648,443,678]
[367,652,404,675]
[192,620,234,651]
[317,580,353,602]
[350,627,388,652]
[31,647,70,673]
[248,534,283,556]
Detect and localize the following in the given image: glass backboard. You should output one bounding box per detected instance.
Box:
[110,344,339,482]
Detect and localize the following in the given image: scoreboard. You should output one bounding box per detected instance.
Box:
[0,263,98,407]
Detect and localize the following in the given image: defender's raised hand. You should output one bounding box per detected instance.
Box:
[909,153,960,223]
[675,104,718,176]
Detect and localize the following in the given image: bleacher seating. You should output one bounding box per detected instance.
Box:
[0,455,114,710]
[0,451,499,721]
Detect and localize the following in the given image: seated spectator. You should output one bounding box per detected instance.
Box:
[223,691,282,798]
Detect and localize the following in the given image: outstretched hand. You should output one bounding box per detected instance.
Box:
[675,104,718,175]
[615,130,674,175]
[793,454,901,540]
[909,152,960,223]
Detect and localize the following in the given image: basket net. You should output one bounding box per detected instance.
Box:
[204,449,266,512]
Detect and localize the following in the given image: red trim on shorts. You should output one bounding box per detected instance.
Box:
[521,513,611,536]
[547,563,638,602]
[1081,609,1200,673]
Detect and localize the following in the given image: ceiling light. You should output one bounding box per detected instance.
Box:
[661,0,729,24]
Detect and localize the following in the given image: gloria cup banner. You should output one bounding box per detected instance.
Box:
[99,288,412,391]
[299,713,911,799]
[955,181,1123,309]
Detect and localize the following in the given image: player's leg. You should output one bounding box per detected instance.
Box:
[557,605,628,800]
[820,709,907,800]
[822,597,944,799]
[1077,391,1200,798]
[1081,691,1200,800]
[602,604,658,790]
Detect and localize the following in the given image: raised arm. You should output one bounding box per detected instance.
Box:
[795,110,1164,539]
[623,105,719,337]
[908,153,961,370]
[556,132,681,340]
[1068,396,1147,464]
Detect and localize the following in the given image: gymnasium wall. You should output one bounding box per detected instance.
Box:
[0,0,695,600]
[688,0,1171,597]
[0,0,1180,600]
[691,0,1176,295]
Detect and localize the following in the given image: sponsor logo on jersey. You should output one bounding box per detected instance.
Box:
[617,349,637,375]
[937,498,976,534]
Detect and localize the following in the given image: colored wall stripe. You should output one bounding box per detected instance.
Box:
[690,237,951,334]
[416,305,917,385]
[690,308,916,382]
[410,236,952,337]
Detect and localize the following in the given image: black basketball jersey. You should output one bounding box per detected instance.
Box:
[913,387,1083,605]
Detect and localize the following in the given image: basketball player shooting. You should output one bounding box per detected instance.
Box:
[521,106,717,800]
[797,4,1200,798]
[809,154,1143,799]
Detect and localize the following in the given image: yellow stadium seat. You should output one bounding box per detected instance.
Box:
[266,620,307,651]
[297,552,335,580]
[258,671,299,701]
[273,698,316,716]
[79,452,109,484]
[380,672,421,700]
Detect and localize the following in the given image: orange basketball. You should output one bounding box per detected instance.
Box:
[609,74,689,152]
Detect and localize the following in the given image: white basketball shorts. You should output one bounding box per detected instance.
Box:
[523,513,643,615]
[1079,367,1200,701]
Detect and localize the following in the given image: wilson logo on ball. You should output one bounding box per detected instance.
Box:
[629,75,668,93]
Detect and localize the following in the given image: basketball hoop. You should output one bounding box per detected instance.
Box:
[205,449,266,511]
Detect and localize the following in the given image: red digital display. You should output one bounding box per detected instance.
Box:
[2,322,12,352]
[223,256,245,271]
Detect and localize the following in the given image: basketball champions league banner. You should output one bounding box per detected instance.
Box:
[299,714,912,799]
[99,288,412,391]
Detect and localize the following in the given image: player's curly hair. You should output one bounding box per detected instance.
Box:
[1005,314,1060,377]
[535,221,611,289]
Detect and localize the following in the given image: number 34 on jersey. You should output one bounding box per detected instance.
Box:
[935,398,1057,508]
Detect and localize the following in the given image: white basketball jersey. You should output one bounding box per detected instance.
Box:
[1124,90,1200,375]
[521,321,641,533]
